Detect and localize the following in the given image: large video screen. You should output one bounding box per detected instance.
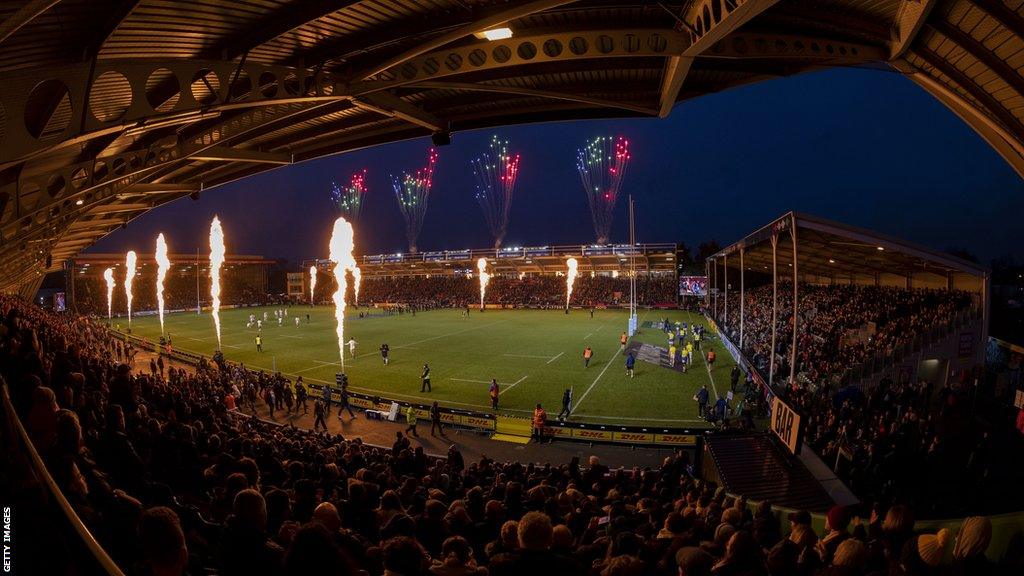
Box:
[678,276,707,296]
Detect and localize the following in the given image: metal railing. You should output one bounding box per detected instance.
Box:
[0,376,126,576]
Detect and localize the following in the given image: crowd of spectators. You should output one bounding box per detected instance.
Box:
[710,283,1023,517]
[715,284,974,387]
[2,294,1021,576]
[74,268,277,317]
[348,275,677,309]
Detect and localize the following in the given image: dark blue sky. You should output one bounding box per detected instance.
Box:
[91,66,1024,265]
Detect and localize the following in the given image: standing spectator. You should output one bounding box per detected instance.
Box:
[430,401,444,437]
[557,389,572,421]
[338,380,355,420]
[625,352,636,378]
[532,404,547,443]
[695,385,710,418]
[421,363,432,392]
[405,404,419,437]
[313,398,327,432]
[489,379,500,410]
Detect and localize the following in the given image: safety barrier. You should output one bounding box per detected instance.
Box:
[0,376,126,575]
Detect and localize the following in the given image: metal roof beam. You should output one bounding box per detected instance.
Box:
[683,0,782,57]
[352,0,578,80]
[927,19,1024,98]
[658,55,694,117]
[973,0,1024,40]
[86,203,149,215]
[890,0,936,59]
[911,45,1021,135]
[190,146,292,165]
[0,0,62,46]
[408,81,658,115]
[353,92,445,131]
[213,1,364,61]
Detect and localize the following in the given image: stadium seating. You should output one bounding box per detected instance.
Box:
[2,294,1021,576]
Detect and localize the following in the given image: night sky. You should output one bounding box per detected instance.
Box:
[90,67,1024,266]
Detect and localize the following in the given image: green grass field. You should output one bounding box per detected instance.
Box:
[123,306,735,426]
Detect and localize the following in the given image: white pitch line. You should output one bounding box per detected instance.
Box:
[502,353,553,359]
[546,351,565,364]
[498,375,528,395]
[583,332,593,339]
[687,310,720,399]
[350,320,507,360]
[449,377,491,384]
[569,351,618,414]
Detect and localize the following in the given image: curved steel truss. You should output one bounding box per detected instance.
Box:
[0,0,1021,294]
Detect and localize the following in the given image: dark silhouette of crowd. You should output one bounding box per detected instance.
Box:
[2,294,1021,576]
[75,269,278,317]
[349,275,677,309]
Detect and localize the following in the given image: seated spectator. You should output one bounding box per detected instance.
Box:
[489,512,584,576]
[137,506,189,576]
[951,516,994,576]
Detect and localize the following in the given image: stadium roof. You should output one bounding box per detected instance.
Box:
[1,0,1021,294]
[708,211,988,289]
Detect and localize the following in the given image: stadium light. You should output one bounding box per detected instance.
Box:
[477,27,513,40]
[877,246,885,251]
[829,259,835,264]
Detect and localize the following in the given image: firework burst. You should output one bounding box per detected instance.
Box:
[331,169,368,222]
[392,148,438,253]
[472,135,520,249]
[576,136,631,244]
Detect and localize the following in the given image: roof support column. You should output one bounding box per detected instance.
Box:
[769,232,778,388]
[724,252,728,327]
[789,213,799,388]
[713,256,719,320]
[705,259,711,311]
[740,247,745,350]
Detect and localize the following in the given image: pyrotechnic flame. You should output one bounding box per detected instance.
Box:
[125,251,137,327]
[309,265,317,304]
[329,217,357,370]
[566,257,579,309]
[351,266,362,306]
[103,268,115,320]
[209,217,225,350]
[155,233,170,334]
[477,257,490,309]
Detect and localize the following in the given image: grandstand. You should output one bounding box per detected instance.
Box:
[71,252,276,315]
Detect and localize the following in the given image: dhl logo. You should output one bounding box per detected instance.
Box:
[657,435,696,444]
[616,433,653,441]
[576,430,612,439]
